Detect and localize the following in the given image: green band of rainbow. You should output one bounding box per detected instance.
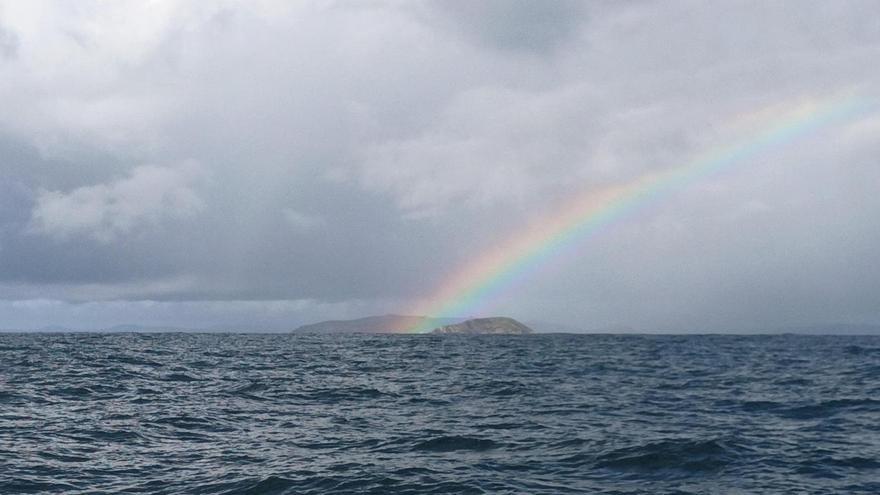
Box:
[406,93,875,333]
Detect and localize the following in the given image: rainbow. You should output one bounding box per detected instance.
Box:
[406,93,874,333]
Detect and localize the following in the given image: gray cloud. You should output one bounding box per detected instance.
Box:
[426,0,588,53]
[0,24,16,59]
[29,161,207,242]
[0,5,17,59]
[0,1,878,330]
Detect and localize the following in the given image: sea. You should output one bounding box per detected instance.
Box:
[1,333,879,494]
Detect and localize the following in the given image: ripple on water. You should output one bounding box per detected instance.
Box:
[413,436,500,453]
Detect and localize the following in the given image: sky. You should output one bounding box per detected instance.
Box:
[0,0,878,331]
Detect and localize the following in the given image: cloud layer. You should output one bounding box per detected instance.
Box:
[30,161,206,242]
[0,0,878,330]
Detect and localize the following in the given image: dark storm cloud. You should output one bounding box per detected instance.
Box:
[427,0,588,53]
[0,1,878,330]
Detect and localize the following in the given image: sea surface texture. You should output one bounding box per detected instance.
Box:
[1,333,879,494]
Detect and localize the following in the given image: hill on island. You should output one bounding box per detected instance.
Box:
[432,317,534,335]
[291,314,466,334]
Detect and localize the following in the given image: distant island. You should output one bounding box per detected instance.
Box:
[431,317,533,335]
[291,314,533,334]
[291,314,466,334]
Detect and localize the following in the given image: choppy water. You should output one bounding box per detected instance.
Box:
[1,333,879,494]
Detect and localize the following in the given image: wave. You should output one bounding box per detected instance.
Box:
[593,437,746,474]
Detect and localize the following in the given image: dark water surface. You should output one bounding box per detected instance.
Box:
[1,333,879,494]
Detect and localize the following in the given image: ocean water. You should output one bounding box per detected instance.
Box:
[1,333,879,494]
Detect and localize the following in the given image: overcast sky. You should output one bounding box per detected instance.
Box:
[0,0,878,331]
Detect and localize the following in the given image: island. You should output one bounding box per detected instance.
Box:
[430,317,534,335]
[291,315,536,334]
[291,314,464,334]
